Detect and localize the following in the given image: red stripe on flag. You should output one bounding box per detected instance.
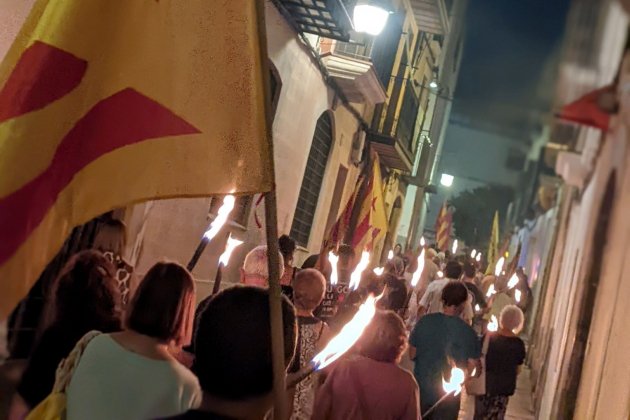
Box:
[0,42,87,122]
[0,88,200,265]
[352,213,371,249]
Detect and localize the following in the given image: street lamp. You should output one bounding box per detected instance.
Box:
[353,1,391,36]
[440,173,454,187]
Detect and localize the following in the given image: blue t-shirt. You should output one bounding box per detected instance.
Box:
[409,313,480,406]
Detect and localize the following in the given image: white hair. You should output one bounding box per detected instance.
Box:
[242,245,284,280]
[500,304,525,334]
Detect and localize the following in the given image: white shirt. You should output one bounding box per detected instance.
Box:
[419,279,474,324]
[67,334,201,420]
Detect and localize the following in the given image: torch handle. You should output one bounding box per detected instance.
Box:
[187,237,210,271]
[421,390,455,418]
[212,263,224,295]
[286,363,318,389]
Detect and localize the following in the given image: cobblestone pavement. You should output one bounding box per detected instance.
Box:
[459,367,536,420]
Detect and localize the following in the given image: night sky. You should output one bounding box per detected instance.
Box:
[453,0,572,135]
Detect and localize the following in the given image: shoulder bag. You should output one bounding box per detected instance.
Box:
[25,331,101,420]
[465,333,490,396]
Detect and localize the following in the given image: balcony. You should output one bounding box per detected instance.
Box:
[274,0,355,41]
[409,0,449,35]
[320,38,386,105]
[367,130,413,172]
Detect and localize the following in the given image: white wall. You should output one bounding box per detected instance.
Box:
[0,0,35,61]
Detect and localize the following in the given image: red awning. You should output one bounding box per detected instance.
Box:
[556,86,615,131]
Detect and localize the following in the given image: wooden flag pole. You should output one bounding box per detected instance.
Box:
[255,1,288,418]
[264,191,287,419]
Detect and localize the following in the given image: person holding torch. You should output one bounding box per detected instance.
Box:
[409,282,481,420]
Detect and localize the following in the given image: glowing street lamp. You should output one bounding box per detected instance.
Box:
[353,2,390,36]
[440,173,454,187]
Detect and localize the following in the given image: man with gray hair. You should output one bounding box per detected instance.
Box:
[240,245,284,288]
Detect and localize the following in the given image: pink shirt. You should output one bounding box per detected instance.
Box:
[313,356,420,420]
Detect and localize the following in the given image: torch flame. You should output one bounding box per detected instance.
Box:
[486,284,496,298]
[312,293,382,370]
[476,253,482,262]
[203,195,236,241]
[488,315,499,332]
[471,249,477,259]
[515,289,522,303]
[387,250,394,260]
[442,367,466,395]
[349,251,371,290]
[452,239,458,255]
[373,267,385,276]
[420,236,426,247]
[507,273,519,289]
[328,252,339,286]
[494,257,505,277]
[411,248,426,287]
[218,235,244,266]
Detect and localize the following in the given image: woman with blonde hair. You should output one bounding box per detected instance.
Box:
[65,262,201,419]
[313,310,419,420]
[93,218,134,306]
[474,305,526,420]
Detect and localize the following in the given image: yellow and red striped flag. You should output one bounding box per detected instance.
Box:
[435,202,452,251]
[485,211,500,274]
[351,156,388,259]
[0,0,272,318]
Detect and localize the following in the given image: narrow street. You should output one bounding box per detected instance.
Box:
[459,368,535,420]
[2,0,630,419]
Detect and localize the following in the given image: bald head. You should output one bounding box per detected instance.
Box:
[241,245,284,288]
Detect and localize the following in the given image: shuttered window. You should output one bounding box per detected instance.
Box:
[290,112,333,247]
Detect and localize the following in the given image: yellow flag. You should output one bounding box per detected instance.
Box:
[0,0,272,318]
[352,156,388,259]
[485,211,500,274]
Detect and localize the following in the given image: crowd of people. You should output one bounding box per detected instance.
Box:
[4,234,531,420]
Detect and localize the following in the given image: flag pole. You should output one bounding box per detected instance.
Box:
[255,1,288,418]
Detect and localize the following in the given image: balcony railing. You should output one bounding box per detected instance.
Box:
[275,0,355,41]
[333,37,374,61]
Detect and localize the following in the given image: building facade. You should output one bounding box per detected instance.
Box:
[504,0,630,418]
[121,0,465,298]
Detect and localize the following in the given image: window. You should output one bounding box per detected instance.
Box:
[370,11,403,88]
[396,79,420,152]
[290,112,334,246]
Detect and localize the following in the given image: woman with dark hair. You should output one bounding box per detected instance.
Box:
[313,310,420,419]
[9,250,121,418]
[279,235,298,299]
[65,262,201,420]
